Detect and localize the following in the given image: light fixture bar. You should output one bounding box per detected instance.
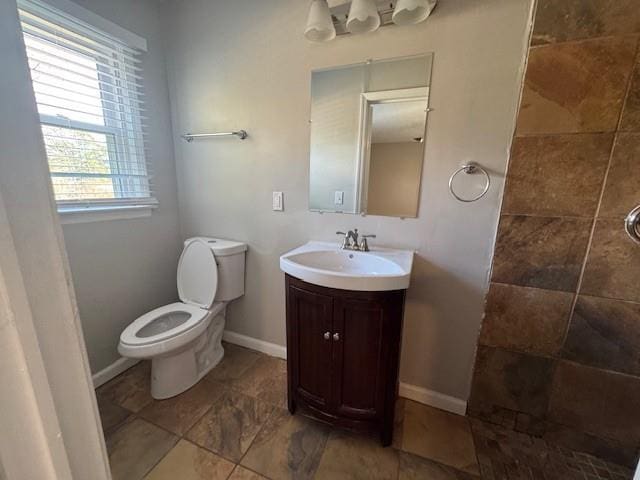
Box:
[332,5,395,35]
[317,0,437,39]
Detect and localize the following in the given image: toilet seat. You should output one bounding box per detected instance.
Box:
[118,301,226,357]
[120,302,210,347]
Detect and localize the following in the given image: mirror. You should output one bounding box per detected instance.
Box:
[309,54,432,217]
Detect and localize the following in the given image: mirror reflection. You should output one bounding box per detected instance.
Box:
[309,54,432,217]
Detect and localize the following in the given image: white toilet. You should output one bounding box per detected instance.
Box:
[118,236,247,399]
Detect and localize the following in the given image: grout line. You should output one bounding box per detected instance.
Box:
[515,130,618,138]
[235,464,274,480]
[134,426,179,480]
[558,37,640,354]
[234,406,276,468]
[477,344,640,382]
[225,464,241,480]
[529,33,640,50]
[489,280,640,305]
[499,212,602,220]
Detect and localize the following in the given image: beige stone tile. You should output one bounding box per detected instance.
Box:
[517,36,637,135]
[97,396,131,435]
[471,417,636,478]
[143,440,234,480]
[228,465,268,480]
[621,61,640,132]
[185,389,273,462]
[396,400,479,475]
[138,379,226,435]
[479,283,573,356]
[532,0,640,45]
[542,422,639,468]
[205,342,262,385]
[562,295,640,376]
[503,134,612,217]
[491,215,592,292]
[548,361,640,446]
[230,355,287,408]
[241,408,330,480]
[399,451,479,480]
[314,430,399,480]
[469,347,553,419]
[599,133,640,218]
[97,361,153,413]
[106,418,178,480]
[581,219,640,303]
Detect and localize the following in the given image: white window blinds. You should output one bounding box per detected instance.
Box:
[18,0,155,210]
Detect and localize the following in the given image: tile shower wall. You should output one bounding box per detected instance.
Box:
[468,0,640,468]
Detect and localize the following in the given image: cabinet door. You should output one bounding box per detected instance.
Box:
[331,296,393,421]
[287,284,334,410]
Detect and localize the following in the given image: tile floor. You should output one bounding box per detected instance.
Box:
[96,344,635,480]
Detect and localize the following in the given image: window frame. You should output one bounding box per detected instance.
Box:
[19,0,156,222]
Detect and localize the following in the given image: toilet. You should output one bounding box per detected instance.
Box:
[118,236,247,399]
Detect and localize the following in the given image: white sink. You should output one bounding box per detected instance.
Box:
[280,241,414,291]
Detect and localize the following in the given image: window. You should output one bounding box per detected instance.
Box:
[18,0,155,213]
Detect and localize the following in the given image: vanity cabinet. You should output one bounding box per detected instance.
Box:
[285,274,405,446]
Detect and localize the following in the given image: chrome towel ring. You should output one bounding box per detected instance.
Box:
[449,162,490,203]
[625,205,640,245]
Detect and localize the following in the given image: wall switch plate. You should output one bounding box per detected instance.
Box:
[334,191,344,205]
[273,191,284,211]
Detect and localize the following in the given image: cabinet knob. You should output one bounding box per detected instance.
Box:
[323,331,331,340]
[333,332,340,341]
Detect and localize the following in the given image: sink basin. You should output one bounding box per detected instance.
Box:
[280,241,414,291]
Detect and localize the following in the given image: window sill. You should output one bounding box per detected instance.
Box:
[58,204,158,225]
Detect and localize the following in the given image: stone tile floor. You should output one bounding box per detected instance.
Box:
[96,343,635,480]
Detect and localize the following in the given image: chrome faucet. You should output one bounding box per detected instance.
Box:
[336,229,376,251]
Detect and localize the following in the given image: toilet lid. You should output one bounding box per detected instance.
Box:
[177,239,218,309]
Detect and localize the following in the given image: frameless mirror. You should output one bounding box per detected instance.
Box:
[309,54,432,217]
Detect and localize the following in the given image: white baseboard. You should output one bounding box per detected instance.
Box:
[92,357,139,389]
[222,332,467,415]
[92,332,284,388]
[223,330,287,359]
[200,329,466,416]
[399,382,467,416]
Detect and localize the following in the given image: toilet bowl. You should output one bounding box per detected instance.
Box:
[118,237,247,399]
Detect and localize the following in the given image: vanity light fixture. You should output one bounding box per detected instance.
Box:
[305,0,437,42]
[304,0,336,42]
[346,0,381,34]
[391,0,437,25]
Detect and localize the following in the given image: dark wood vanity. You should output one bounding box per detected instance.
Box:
[285,274,406,446]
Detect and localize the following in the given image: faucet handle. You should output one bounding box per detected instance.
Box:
[359,234,376,252]
[336,231,349,249]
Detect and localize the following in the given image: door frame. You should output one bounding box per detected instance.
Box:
[0,1,111,478]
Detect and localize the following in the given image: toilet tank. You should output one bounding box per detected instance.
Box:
[184,237,247,302]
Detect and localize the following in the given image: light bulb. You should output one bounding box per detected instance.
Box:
[346,0,381,34]
[392,0,436,25]
[305,0,336,42]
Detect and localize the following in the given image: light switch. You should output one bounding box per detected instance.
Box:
[272,191,284,211]
[334,191,344,205]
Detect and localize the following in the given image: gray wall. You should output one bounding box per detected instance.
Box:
[60,0,181,373]
[161,0,534,401]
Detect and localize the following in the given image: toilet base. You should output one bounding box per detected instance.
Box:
[150,310,226,399]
